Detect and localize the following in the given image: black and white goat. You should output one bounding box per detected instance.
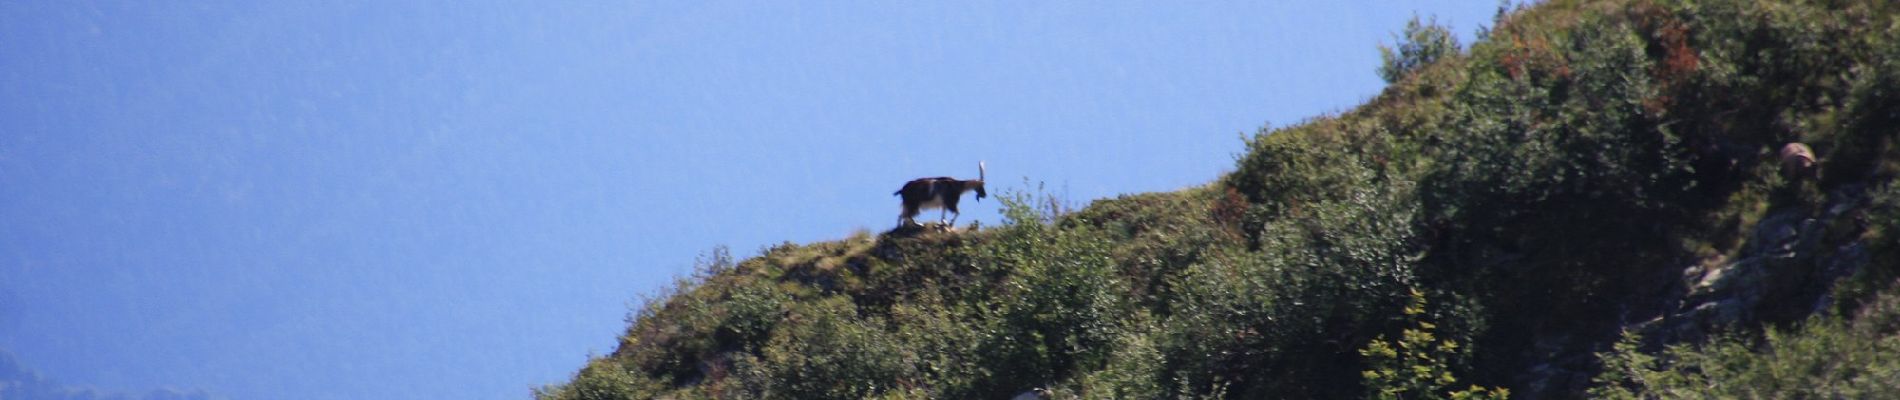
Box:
[894,162,987,228]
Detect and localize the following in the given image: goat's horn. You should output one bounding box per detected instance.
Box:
[978,161,986,182]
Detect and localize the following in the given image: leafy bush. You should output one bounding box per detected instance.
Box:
[1159,181,1448,398]
[749,297,913,400]
[1592,290,1900,399]
[886,296,989,398]
[1061,319,1167,399]
[959,190,1136,397]
[1063,188,1247,313]
[1380,15,1463,84]
[1360,289,1508,400]
[534,358,665,400]
[1834,183,1900,313]
[1824,17,1900,186]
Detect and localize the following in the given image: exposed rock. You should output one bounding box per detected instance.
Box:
[1641,185,1873,344]
[1009,388,1047,400]
[1747,211,1809,258]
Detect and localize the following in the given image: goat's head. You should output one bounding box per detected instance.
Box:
[974,161,987,201]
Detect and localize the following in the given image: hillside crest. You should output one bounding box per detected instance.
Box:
[540,1,1900,398]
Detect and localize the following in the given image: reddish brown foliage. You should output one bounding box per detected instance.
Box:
[1631,3,1701,115]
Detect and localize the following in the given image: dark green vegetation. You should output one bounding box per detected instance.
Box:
[539,0,1900,398]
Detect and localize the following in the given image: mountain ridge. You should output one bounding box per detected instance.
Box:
[540,0,1900,398]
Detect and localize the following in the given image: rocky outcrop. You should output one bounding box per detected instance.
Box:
[1640,184,1874,344]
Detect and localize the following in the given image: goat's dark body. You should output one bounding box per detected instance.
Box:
[894,177,984,227]
[1780,142,1818,181]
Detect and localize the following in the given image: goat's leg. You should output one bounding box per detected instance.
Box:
[948,210,960,226]
[898,206,919,228]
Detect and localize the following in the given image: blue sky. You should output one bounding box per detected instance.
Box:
[0,2,1499,399]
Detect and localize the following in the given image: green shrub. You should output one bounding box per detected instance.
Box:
[753,297,913,400]
[615,277,723,384]
[1160,181,1442,398]
[887,296,989,398]
[533,358,665,400]
[1825,17,1900,186]
[1414,9,1703,384]
[1834,183,1900,313]
[1226,121,1385,225]
[1424,8,1688,232]
[965,192,1135,397]
[1064,319,1167,399]
[1360,289,1508,400]
[1063,188,1247,314]
[716,277,792,352]
[1592,290,1900,399]
[1381,15,1463,84]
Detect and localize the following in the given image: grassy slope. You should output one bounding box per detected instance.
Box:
[540,0,1900,398]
